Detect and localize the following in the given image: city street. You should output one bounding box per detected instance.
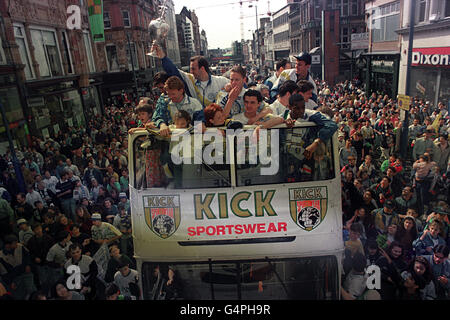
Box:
[0,0,449,302]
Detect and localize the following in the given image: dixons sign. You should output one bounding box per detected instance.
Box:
[412,47,450,67]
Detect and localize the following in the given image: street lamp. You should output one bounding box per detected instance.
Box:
[249,1,260,73]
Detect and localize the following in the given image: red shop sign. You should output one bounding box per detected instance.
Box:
[412,47,450,67]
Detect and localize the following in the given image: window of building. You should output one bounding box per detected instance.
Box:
[351,0,358,15]
[371,1,400,42]
[83,31,96,73]
[342,0,349,16]
[29,28,63,77]
[446,0,450,17]
[13,24,34,79]
[0,36,6,65]
[123,11,131,27]
[105,45,119,72]
[61,31,73,74]
[126,42,139,70]
[104,11,111,29]
[315,30,321,47]
[417,0,428,23]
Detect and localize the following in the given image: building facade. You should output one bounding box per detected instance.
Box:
[0,0,103,149]
[363,0,403,98]
[397,0,450,107]
[272,4,292,60]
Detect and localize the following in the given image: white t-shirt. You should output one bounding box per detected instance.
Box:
[270,99,287,116]
[114,269,139,298]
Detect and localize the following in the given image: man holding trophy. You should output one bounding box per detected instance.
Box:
[148,3,228,109]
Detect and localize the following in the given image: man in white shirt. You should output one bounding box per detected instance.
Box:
[269,80,298,117]
[233,90,275,125]
[271,52,318,103]
[297,80,318,110]
[153,44,228,108]
[114,260,140,299]
[43,170,59,195]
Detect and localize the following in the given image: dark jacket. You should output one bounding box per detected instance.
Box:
[26,234,55,266]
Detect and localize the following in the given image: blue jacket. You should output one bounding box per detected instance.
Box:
[413,232,446,256]
[152,94,204,128]
[285,109,338,143]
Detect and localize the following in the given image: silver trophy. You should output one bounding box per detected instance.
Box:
[147,2,170,57]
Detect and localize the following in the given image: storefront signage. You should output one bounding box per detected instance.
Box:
[371,60,394,73]
[412,47,450,67]
[311,55,321,65]
[27,97,45,108]
[351,33,369,50]
[397,94,411,111]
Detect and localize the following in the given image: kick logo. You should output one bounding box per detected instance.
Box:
[143,195,181,239]
[289,186,328,231]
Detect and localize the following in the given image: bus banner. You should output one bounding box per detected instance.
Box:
[131,184,333,242]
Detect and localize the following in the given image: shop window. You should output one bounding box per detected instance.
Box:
[123,11,131,28]
[417,0,428,23]
[13,24,34,79]
[104,11,111,29]
[30,28,64,78]
[106,45,119,72]
[0,36,6,65]
[439,69,450,106]
[0,87,25,123]
[351,0,358,15]
[126,42,139,70]
[445,0,450,17]
[61,31,74,74]
[83,31,96,73]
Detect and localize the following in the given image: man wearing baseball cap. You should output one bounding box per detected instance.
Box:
[270,51,318,103]
[91,213,122,251]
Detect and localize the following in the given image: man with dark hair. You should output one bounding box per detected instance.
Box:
[264,58,292,91]
[152,44,228,108]
[152,71,170,92]
[422,244,450,299]
[0,234,36,300]
[297,80,317,110]
[216,65,248,117]
[152,76,204,137]
[233,90,273,125]
[55,170,76,222]
[271,52,317,103]
[269,80,298,117]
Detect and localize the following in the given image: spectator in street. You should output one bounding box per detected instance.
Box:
[90,213,122,251]
[400,255,436,300]
[50,280,84,300]
[413,220,446,256]
[64,243,98,299]
[17,219,34,246]
[15,193,34,222]
[422,244,450,300]
[0,234,36,300]
[372,200,400,236]
[114,259,140,300]
[104,244,133,284]
[46,230,72,289]
[376,241,408,300]
[26,223,54,294]
[55,170,76,222]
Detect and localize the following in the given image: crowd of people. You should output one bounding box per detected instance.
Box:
[0,48,449,300]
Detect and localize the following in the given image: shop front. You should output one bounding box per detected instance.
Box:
[0,71,29,153]
[408,47,450,108]
[363,53,400,99]
[26,78,86,139]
